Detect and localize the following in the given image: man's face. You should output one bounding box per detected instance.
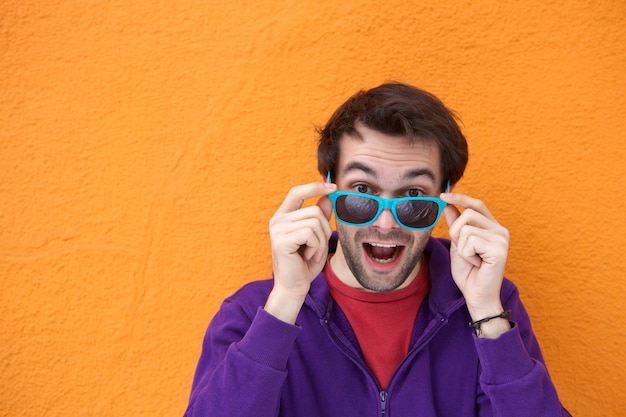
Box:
[330,124,443,292]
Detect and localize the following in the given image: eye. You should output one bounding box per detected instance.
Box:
[407,189,425,197]
[355,184,371,194]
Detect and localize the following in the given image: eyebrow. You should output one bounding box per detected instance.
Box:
[343,162,437,183]
[343,161,377,177]
[404,168,437,182]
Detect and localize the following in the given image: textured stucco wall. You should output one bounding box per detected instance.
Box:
[1,1,625,416]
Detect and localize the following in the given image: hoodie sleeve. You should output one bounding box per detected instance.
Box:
[474,284,572,417]
[183,299,301,417]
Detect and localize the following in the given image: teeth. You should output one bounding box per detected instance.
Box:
[367,242,400,264]
[372,257,394,264]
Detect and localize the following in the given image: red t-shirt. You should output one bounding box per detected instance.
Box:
[325,257,430,390]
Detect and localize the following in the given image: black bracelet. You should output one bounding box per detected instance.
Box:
[469,310,511,336]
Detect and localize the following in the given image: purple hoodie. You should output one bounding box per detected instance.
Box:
[184,236,571,416]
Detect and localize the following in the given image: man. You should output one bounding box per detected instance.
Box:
[184,83,571,416]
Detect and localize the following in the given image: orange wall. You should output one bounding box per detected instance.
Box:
[2,1,625,416]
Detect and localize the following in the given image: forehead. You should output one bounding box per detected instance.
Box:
[337,126,441,181]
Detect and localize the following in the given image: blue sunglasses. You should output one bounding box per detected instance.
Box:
[327,172,449,231]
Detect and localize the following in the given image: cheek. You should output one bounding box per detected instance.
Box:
[410,230,433,250]
[336,223,356,242]
[336,223,366,254]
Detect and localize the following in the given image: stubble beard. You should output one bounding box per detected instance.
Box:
[336,224,431,292]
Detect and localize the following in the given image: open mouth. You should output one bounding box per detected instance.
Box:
[365,242,403,264]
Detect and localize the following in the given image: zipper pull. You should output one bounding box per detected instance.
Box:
[380,391,387,415]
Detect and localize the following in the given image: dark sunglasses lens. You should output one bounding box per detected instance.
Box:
[335,195,379,224]
[396,200,440,228]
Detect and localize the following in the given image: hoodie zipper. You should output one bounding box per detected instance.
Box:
[321,316,448,416]
[321,317,387,414]
[386,297,467,391]
[320,297,465,415]
[380,390,387,415]
[386,313,450,390]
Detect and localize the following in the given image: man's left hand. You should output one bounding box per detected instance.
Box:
[440,192,511,338]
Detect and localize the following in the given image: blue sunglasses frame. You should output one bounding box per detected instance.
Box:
[327,172,450,231]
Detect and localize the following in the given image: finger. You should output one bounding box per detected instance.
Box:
[297,222,329,265]
[292,228,323,261]
[272,221,322,254]
[443,204,462,230]
[456,225,508,266]
[447,209,499,242]
[276,182,337,215]
[316,195,333,221]
[456,226,491,266]
[271,211,331,247]
[448,210,510,256]
[275,205,333,240]
[440,192,496,222]
[300,207,333,263]
[296,223,328,265]
[270,211,332,263]
[305,239,329,265]
[301,234,323,262]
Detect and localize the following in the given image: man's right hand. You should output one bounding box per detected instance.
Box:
[264,181,336,324]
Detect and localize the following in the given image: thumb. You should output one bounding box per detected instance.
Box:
[317,195,333,221]
[443,204,461,229]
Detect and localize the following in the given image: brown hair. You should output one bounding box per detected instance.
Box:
[317,83,468,190]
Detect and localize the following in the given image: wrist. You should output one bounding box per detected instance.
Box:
[466,300,505,322]
[264,287,307,325]
[469,310,512,339]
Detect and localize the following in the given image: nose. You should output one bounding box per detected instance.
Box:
[372,208,401,230]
